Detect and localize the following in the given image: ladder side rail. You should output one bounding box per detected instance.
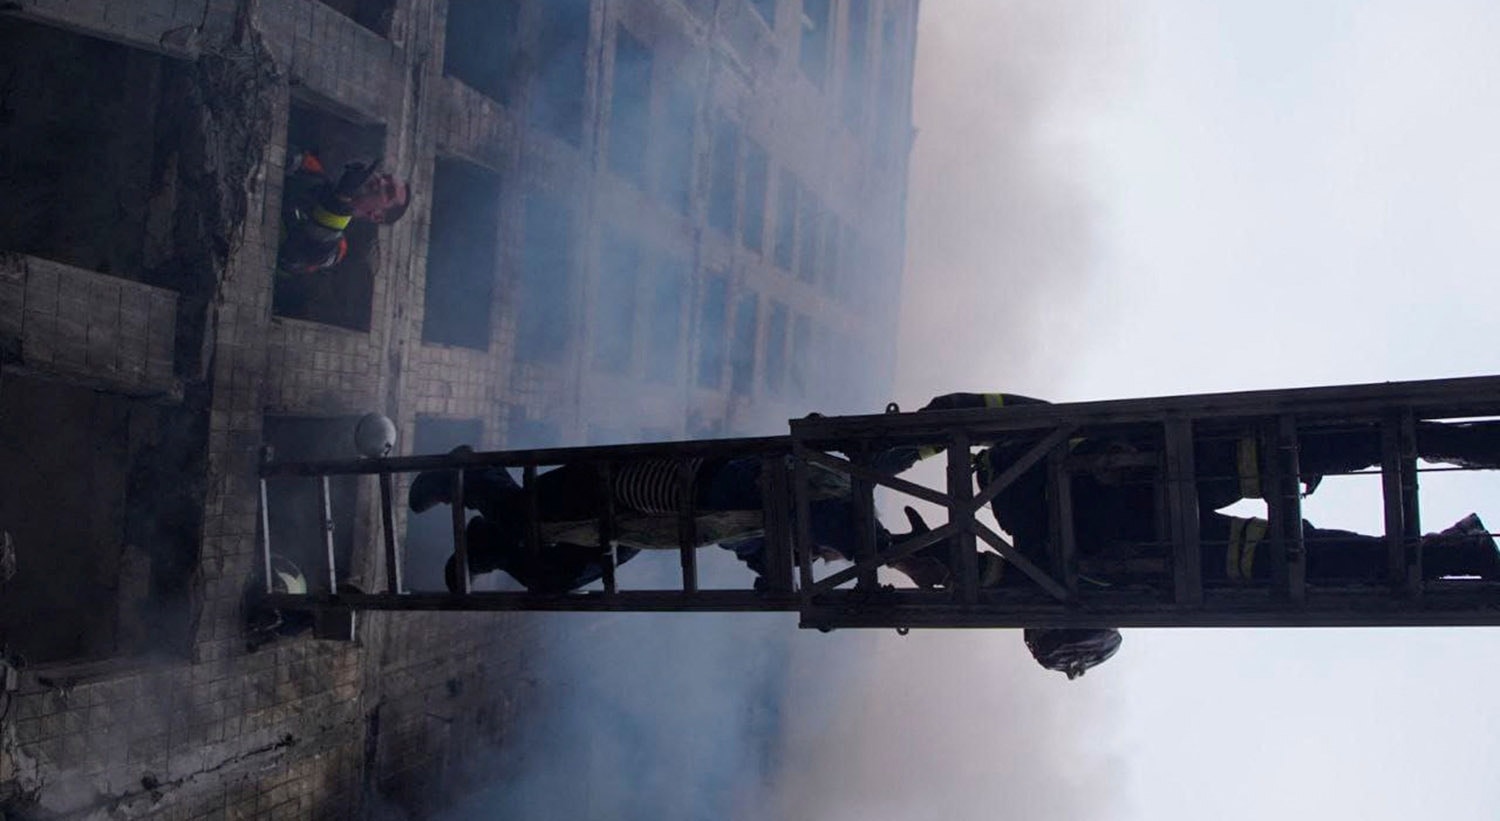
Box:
[259,477,274,595]
[1046,444,1079,601]
[852,446,880,591]
[596,462,617,594]
[677,458,698,593]
[800,582,1500,629]
[789,375,1500,446]
[1400,411,1423,595]
[948,432,979,603]
[450,470,471,595]
[762,455,795,593]
[1164,417,1203,606]
[1381,414,1404,584]
[793,444,818,606]
[1380,411,1424,593]
[377,472,404,594]
[1263,416,1306,604]
[261,436,794,477]
[523,464,541,560]
[274,589,804,613]
[320,476,338,594]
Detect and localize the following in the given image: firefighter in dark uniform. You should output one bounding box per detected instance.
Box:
[893,392,1500,579]
[277,150,410,274]
[883,392,1500,677]
[407,448,931,594]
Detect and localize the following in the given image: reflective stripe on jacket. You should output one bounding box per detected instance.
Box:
[1225,515,1268,582]
[1236,435,1261,500]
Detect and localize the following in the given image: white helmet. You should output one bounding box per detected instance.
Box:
[354,412,397,458]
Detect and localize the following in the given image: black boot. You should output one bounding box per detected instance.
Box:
[1418,421,1500,471]
[1422,513,1500,580]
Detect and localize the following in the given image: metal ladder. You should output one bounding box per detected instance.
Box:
[259,375,1500,631]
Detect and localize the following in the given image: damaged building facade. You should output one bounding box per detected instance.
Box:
[0,0,915,816]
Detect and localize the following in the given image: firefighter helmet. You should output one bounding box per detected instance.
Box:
[1024,628,1122,679]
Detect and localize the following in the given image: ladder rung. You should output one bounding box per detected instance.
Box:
[523,464,541,559]
[377,472,403,594]
[1264,415,1306,604]
[852,447,879,591]
[320,476,338,593]
[259,477,274,595]
[450,469,470,595]
[596,462,617,594]
[761,456,795,593]
[793,446,817,603]
[947,432,979,603]
[1164,418,1203,606]
[1381,412,1423,594]
[677,458,698,593]
[1046,445,1079,600]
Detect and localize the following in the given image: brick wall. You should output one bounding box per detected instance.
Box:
[0,255,179,398]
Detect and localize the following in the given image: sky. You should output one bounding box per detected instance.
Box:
[796,1,1500,819]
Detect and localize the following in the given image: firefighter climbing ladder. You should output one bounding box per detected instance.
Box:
[259,375,1500,630]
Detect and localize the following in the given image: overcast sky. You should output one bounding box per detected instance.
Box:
[775,2,1500,819]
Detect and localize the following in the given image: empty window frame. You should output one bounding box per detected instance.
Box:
[422,157,501,350]
[696,274,729,389]
[593,226,641,372]
[842,0,871,124]
[0,21,167,283]
[517,193,576,362]
[796,193,821,283]
[799,0,831,86]
[764,300,789,396]
[789,312,811,398]
[263,415,361,591]
[875,12,902,156]
[444,0,521,105]
[608,27,654,187]
[530,0,591,145]
[275,100,387,331]
[658,82,698,215]
[741,140,769,254]
[818,212,840,295]
[0,376,184,664]
[646,256,688,384]
[707,116,740,237]
[774,170,798,270]
[729,291,759,396]
[317,0,397,37]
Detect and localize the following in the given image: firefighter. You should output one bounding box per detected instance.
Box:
[277,150,410,274]
[1204,511,1499,584]
[879,392,1500,677]
[893,391,1500,513]
[409,447,937,593]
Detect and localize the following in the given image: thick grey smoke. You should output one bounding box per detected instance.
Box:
[430,2,1136,818]
[756,4,1137,820]
[898,0,1132,397]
